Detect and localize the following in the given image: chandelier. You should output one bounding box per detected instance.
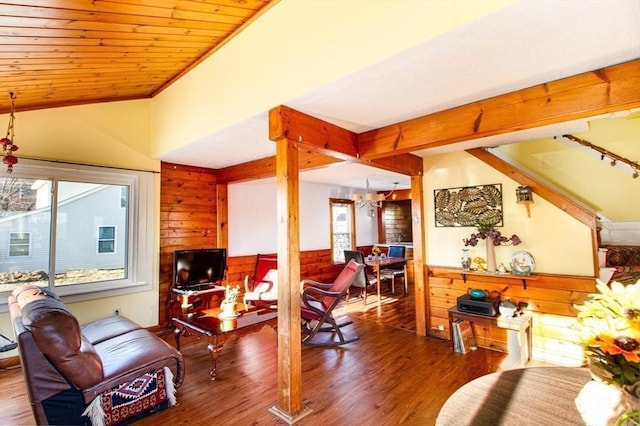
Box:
[351,178,399,209]
[1,92,19,173]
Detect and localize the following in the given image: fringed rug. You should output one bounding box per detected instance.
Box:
[84,367,176,426]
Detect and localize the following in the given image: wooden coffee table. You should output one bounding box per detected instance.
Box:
[172,303,277,380]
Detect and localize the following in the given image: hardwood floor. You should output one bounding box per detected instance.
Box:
[0,280,511,425]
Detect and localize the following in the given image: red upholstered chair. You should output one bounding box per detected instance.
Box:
[243,254,278,308]
[300,259,365,346]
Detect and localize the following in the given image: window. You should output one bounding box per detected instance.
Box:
[330,198,355,263]
[0,159,154,306]
[9,232,30,257]
[98,226,116,253]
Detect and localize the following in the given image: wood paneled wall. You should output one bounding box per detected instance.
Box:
[159,162,219,326]
[160,162,346,326]
[427,266,596,366]
[381,200,412,243]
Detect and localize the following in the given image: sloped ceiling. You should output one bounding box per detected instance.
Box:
[156,0,639,193]
[494,114,640,221]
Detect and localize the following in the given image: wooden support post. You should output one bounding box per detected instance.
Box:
[268,137,311,424]
[410,175,429,336]
[216,183,228,269]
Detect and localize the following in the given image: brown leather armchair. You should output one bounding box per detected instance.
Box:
[9,284,184,425]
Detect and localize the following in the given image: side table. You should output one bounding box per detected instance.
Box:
[448,307,532,367]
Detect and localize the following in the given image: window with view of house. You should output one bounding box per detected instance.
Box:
[9,232,30,257]
[330,198,355,263]
[98,226,116,254]
[0,159,154,304]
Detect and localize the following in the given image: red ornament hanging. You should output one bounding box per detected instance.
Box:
[2,92,19,173]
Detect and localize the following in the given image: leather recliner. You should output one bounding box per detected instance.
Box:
[8,284,184,425]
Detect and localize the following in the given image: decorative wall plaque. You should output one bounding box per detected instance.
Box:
[434,184,503,228]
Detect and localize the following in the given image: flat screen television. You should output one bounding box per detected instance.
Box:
[173,248,227,289]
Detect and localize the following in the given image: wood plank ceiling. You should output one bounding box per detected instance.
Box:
[0,0,275,114]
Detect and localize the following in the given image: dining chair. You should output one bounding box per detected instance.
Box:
[381,245,407,294]
[343,249,378,305]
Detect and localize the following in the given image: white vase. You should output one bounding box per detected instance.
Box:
[486,239,497,273]
[221,302,237,317]
[461,248,471,271]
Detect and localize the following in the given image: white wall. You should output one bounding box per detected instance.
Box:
[152,1,512,158]
[425,151,595,276]
[228,179,378,256]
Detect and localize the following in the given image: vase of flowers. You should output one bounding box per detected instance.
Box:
[220,285,240,317]
[574,279,640,403]
[463,226,521,273]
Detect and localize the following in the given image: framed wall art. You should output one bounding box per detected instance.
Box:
[434,183,503,228]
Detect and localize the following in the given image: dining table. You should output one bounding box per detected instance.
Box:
[436,366,639,425]
[364,255,409,312]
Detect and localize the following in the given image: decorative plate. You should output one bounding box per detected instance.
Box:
[510,251,535,276]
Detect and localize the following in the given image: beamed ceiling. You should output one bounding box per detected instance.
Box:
[0,0,275,114]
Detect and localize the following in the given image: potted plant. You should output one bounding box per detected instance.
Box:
[220,285,240,317]
[574,279,640,423]
[463,226,521,273]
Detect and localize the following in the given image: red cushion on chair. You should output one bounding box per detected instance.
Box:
[301,300,324,321]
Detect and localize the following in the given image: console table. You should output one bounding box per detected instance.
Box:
[448,307,532,367]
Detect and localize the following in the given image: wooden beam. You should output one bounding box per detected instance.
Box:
[359,59,640,159]
[216,149,340,184]
[467,147,600,274]
[268,136,311,423]
[269,105,358,160]
[410,175,428,336]
[216,150,423,184]
[466,148,598,229]
[268,105,424,177]
[368,154,423,177]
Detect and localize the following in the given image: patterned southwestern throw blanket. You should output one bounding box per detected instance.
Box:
[103,368,167,425]
[83,367,177,426]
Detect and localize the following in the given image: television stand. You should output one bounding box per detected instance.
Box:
[170,285,226,316]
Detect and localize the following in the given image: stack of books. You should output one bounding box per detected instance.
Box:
[452,319,477,354]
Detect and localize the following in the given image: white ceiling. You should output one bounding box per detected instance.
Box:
[159,0,640,192]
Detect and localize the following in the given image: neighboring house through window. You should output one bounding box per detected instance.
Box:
[9,232,30,257]
[98,226,116,254]
[0,159,154,307]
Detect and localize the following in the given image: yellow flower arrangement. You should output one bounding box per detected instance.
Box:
[472,256,486,272]
[574,280,640,396]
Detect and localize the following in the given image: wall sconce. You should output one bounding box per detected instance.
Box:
[516,185,534,218]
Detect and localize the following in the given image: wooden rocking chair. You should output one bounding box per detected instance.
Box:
[300,259,365,347]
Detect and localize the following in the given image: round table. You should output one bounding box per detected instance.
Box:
[436,367,594,425]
